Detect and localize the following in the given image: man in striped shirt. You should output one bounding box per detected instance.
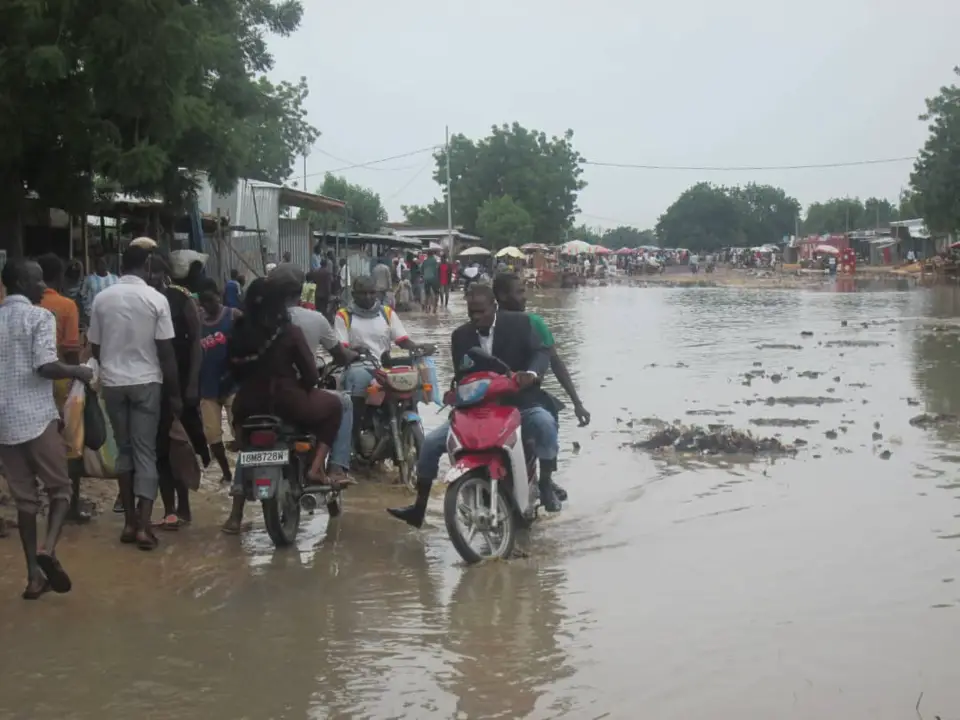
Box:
[80,257,118,322]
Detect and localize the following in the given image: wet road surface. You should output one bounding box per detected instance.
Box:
[2,281,960,719]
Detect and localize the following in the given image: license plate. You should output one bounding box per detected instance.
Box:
[239,450,289,466]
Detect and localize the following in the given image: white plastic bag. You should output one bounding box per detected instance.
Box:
[169,250,209,280]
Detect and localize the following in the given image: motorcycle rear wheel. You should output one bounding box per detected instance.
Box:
[444,472,515,564]
[262,472,301,548]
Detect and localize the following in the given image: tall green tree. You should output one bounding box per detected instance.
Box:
[401,201,447,227]
[0,0,317,249]
[910,66,960,234]
[404,123,586,244]
[802,197,899,234]
[655,183,746,251]
[302,173,387,234]
[727,183,801,246]
[475,196,534,251]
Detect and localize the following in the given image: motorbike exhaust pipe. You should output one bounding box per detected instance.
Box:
[300,494,319,513]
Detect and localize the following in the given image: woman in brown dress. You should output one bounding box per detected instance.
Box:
[222,278,343,533]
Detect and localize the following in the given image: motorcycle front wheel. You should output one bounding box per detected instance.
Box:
[398,422,424,492]
[443,471,515,564]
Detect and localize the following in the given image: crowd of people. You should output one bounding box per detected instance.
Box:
[0,239,589,600]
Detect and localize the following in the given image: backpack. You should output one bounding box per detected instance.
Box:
[337,305,392,330]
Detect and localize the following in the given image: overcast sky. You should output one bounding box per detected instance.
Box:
[267,0,960,230]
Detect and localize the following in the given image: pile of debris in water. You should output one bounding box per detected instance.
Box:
[632,421,796,456]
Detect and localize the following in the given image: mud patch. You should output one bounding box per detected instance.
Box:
[824,340,886,348]
[749,418,818,428]
[758,396,844,407]
[757,343,803,350]
[910,414,959,429]
[633,422,796,456]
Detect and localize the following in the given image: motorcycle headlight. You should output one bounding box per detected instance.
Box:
[455,379,490,406]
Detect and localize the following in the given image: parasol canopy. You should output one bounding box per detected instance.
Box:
[521,243,550,252]
[560,239,593,255]
[592,245,612,255]
[459,246,491,257]
[495,246,525,259]
[815,244,840,255]
[614,247,635,255]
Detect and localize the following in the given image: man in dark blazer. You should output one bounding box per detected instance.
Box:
[387,284,562,529]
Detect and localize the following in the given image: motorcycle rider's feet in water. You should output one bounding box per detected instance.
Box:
[539,459,562,513]
[222,496,245,535]
[387,478,431,529]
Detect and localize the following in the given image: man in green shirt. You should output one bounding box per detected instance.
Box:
[492,272,591,501]
[421,250,440,314]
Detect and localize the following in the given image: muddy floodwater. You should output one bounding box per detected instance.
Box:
[4,281,960,719]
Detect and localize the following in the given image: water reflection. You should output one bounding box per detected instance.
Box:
[443,562,572,720]
[3,284,960,719]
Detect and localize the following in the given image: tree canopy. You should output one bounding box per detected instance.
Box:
[0,0,317,228]
[300,173,387,234]
[475,196,534,251]
[802,197,899,235]
[910,66,960,234]
[654,183,800,250]
[403,123,586,244]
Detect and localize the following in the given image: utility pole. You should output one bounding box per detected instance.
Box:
[303,154,307,192]
[445,126,454,253]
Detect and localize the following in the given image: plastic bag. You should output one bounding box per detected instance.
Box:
[417,356,443,406]
[82,388,118,479]
[83,385,106,450]
[169,250,208,280]
[63,379,86,460]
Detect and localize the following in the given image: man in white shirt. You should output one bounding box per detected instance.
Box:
[88,245,180,550]
[0,259,94,599]
[334,275,430,442]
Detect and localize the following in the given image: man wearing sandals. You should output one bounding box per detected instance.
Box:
[0,259,93,599]
[89,245,181,550]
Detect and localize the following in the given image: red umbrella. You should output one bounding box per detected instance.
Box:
[593,245,612,255]
[614,247,635,255]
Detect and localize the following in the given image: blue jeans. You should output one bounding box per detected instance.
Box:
[326,390,352,471]
[342,365,375,397]
[417,406,559,480]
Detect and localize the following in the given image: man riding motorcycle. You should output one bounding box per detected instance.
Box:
[333,275,433,444]
[387,283,562,529]
[491,272,590,501]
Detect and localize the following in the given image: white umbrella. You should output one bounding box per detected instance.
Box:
[459,246,491,257]
[815,244,840,255]
[560,239,593,255]
[495,246,525,259]
[427,242,443,251]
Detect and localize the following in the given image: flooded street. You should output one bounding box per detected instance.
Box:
[3,282,960,719]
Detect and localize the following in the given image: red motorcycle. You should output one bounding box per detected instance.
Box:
[440,351,540,564]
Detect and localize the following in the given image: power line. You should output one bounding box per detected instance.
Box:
[383,158,435,202]
[582,156,917,172]
[314,147,423,173]
[305,144,441,182]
